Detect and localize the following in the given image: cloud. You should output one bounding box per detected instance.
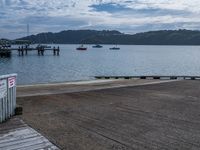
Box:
[0,0,200,39]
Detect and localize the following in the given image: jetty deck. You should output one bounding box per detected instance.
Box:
[16,80,200,150]
[0,117,59,150]
[0,46,60,57]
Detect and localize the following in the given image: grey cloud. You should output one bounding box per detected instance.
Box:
[1,0,200,39]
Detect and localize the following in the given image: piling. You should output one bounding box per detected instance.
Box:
[25,45,28,55]
[57,46,60,56]
[53,47,55,55]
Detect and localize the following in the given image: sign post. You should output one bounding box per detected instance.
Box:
[8,77,16,88]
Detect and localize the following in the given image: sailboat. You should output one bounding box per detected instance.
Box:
[109,45,120,50]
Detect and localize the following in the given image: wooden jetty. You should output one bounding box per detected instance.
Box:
[95,75,200,80]
[17,45,60,56]
[0,48,11,57]
[0,45,60,57]
[0,117,59,150]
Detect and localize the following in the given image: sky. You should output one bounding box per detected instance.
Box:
[0,0,200,39]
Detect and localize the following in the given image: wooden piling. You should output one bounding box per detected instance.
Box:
[53,47,56,55]
[18,47,20,56]
[25,45,28,55]
[41,48,44,56]
[21,47,24,56]
[57,46,60,55]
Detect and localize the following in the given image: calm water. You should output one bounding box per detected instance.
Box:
[1,44,200,85]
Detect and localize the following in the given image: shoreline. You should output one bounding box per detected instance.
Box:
[17,79,117,88]
[17,79,177,97]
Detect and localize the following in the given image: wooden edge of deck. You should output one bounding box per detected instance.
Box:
[0,118,60,150]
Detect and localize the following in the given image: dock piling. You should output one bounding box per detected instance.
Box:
[25,45,28,55]
[57,46,60,56]
[21,46,24,56]
[53,47,56,55]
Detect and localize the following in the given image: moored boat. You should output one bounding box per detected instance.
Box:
[76,44,87,50]
[92,44,103,48]
[109,46,120,50]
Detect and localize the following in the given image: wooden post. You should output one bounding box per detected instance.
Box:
[25,45,28,55]
[21,46,24,56]
[18,46,20,56]
[41,48,44,56]
[37,47,40,55]
[53,47,56,55]
[57,46,60,56]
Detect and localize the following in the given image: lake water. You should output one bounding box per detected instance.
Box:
[1,44,200,85]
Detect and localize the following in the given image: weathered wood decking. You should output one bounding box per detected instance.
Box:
[0,118,59,150]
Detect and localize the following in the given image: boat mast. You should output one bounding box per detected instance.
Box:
[27,23,29,37]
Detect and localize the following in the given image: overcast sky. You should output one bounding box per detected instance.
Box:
[0,0,200,39]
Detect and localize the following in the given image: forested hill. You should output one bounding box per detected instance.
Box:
[17,29,200,45]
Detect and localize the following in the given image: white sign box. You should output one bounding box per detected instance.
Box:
[0,79,7,99]
[8,77,16,88]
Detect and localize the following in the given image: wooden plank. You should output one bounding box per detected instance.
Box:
[0,118,59,150]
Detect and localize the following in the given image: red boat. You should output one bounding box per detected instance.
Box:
[76,45,87,50]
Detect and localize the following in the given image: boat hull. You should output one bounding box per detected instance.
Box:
[109,47,120,50]
[76,48,87,50]
[92,45,103,48]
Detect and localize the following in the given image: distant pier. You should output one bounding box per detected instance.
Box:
[95,76,200,80]
[0,49,11,57]
[0,45,60,57]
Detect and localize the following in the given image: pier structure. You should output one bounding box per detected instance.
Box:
[0,45,11,57]
[0,49,11,57]
[95,75,200,80]
[17,46,60,56]
[0,45,60,57]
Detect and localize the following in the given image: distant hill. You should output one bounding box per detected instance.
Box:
[17,29,200,45]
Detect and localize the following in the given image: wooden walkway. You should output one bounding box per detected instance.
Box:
[0,118,59,150]
[95,75,200,80]
[0,46,60,57]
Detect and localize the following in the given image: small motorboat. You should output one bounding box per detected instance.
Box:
[92,44,103,48]
[76,44,87,50]
[109,46,120,50]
